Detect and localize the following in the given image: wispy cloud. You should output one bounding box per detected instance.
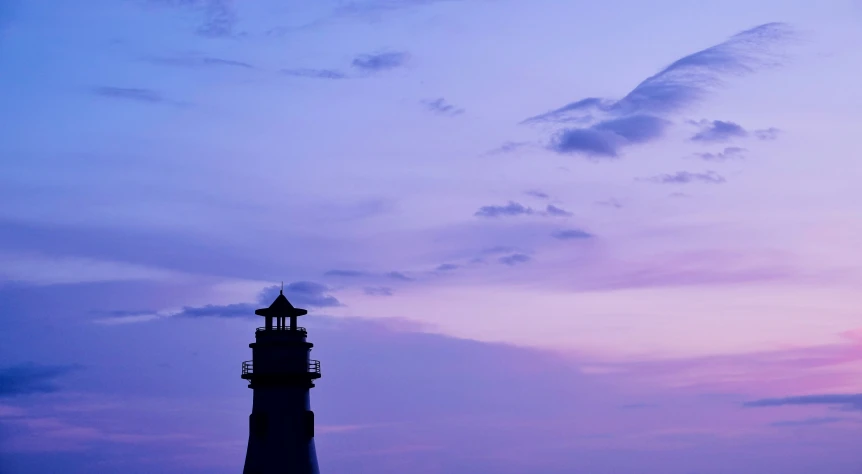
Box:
[525,190,550,199]
[744,394,862,412]
[279,0,459,34]
[474,202,573,218]
[325,269,369,278]
[545,204,572,217]
[755,127,781,140]
[145,0,238,38]
[144,55,253,69]
[641,171,727,184]
[331,0,461,20]
[364,286,394,296]
[386,271,414,281]
[90,86,185,106]
[352,51,409,72]
[498,253,531,266]
[595,198,622,209]
[281,68,348,79]
[551,229,594,240]
[195,0,236,37]
[769,417,849,428]
[568,249,797,292]
[279,52,408,80]
[690,120,748,142]
[521,22,794,157]
[0,364,78,397]
[694,146,746,161]
[421,98,464,116]
[548,115,669,158]
[474,201,534,218]
[167,283,341,319]
[485,141,531,155]
[435,263,459,272]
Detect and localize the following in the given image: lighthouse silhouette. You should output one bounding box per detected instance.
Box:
[241,286,321,474]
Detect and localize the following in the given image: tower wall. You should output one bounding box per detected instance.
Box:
[242,328,320,474]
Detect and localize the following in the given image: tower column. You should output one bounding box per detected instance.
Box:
[242,289,320,474]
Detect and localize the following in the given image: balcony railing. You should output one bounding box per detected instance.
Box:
[241,360,321,376]
[256,326,307,334]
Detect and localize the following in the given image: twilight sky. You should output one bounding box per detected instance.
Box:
[2,1,862,473]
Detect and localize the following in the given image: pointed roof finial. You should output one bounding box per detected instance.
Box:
[280,281,283,295]
[255,284,307,318]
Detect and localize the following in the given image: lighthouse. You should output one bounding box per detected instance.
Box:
[241,288,321,474]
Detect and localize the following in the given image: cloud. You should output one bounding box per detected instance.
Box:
[330,0,460,20]
[386,271,413,281]
[174,282,341,318]
[435,263,459,271]
[280,68,348,79]
[363,286,394,296]
[769,417,848,428]
[744,394,862,412]
[485,141,531,155]
[595,198,622,209]
[283,52,408,80]
[694,146,746,161]
[474,202,573,218]
[0,364,77,397]
[4,280,861,472]
[469,246,526,264]
[522,23,794,157]
[551,229,594,240]
[474,201,534,218]
[260,282,341,307]
[565,249,798,292]
[281,0,459,34]
[641,171,726,184]
[545,204,572,217]
[621,403,658,410]
[498,253,531,266]
[0,218,294,282]
[324,269,416,286]
[325,269,369,278]
[691,120,748,142]
[421,98,464,116]
[90,86,184,106]
[755,127,781,140]
[171,302,252,318]
[351,51,409,72]
[144,55,253,69]
[524,190,549,199]
[194,0,236,37]
[0,252,187,286]
[145,0,238,38]
[528,23,792,123]
[548,115,670,157]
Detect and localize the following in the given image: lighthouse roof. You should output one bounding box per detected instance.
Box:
[254,290,308,318]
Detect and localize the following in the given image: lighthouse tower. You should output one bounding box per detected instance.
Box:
[241,288,321,474]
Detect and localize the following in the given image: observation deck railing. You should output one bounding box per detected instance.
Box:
[241,360,320,377]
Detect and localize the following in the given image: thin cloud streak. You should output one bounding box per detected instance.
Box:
[352,51,409,72]
[641,171,727,184]
[521,22,795,157]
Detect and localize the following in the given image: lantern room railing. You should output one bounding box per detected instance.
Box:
[256,326,307,335]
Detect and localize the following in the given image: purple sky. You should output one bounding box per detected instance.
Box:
[2,1,862,473]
